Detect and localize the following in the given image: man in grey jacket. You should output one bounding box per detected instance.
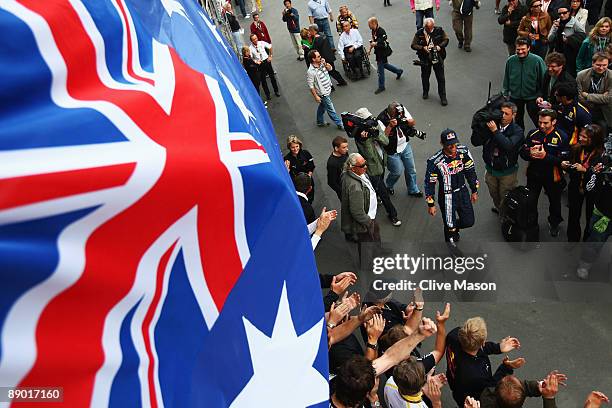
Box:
[341,153,380,243]
[577,52,612,132]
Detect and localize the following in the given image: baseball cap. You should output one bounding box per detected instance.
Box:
[440,128,459,145]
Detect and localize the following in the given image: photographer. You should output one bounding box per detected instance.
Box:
[352,107,402,227]
[519,109,570,237]
[411,18,449,106]
[471,101,524,214]
[377,102,424,197]
[576,140,612,279]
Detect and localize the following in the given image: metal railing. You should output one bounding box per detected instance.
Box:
[198,0,241,58]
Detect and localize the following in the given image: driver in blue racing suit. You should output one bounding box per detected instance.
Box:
[424,129,480,243]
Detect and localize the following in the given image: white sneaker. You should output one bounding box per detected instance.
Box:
[245,13,251,18]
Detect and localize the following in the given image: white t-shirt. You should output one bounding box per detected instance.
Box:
[384,377,428,408]
[249,41,271,62]
[359,174,377,219]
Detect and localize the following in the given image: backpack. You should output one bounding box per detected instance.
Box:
[500,186,539,242]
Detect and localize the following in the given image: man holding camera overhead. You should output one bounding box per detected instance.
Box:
[471,101,524,214]
[411,18,449,106]
[377,102,425,197]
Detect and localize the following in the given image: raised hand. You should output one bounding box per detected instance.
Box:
[584,391,609,408]
[359,304,381,323]
[331,275,353,295]
[436,303,451,325]
[335,271,357,284]
[464,396,480,408]
[418,317,437,337]
[503,355,526,369]
[499,336,521,352]
[539,371,561,399]
[365,313,386,341]
[328,301,350,325]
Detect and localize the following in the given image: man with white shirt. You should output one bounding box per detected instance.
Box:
[338,21,365,78]
[306,50,344,129]
[341,153,381,244]
[248,34,280,98]
[308,0,336,51]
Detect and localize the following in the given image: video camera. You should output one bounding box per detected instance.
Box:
[394,104,426,140]
[341,112,380,139]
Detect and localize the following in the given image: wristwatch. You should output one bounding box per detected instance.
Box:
[371,401,381,407]
[327,322,336,329]
[366,342,378,350]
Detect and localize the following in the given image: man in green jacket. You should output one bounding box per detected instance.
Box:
[341,153,380,243]
[352,108,401,227]
[502,37,547,130]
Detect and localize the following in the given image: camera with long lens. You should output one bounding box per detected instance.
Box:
[395,104,427,140]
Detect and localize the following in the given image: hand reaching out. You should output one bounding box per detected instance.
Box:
[418,317,437,337]
[584,391,609,408]
[499,336,520,352]
[539,370,567,399]
[331,275,353,295]
[503,355,525,369]
[436,303,451,325]
[464,396,480,408]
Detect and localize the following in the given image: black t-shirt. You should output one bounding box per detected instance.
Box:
[329,333,364,374]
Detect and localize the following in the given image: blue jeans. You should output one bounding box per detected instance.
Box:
[377,61,402,89]
[235,0,247,17]
[415,8,434,30]
[315,18,335,51]
[231,31,243,52]
[386,143,420,194]
[316,95,342,126]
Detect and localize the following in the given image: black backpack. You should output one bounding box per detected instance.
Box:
[500,186,539,242]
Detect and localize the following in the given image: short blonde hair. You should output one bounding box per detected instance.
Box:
[458,317,487,352]
[241,46,250,57]
[286,135,303,149]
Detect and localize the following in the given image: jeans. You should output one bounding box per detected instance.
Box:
[316,95,342,126]
[386,144,420,194]
[235,0,247,17]
[415,8,434,30]
[231,31,244,53]
[315,18,335,51]
[377,61,402,89]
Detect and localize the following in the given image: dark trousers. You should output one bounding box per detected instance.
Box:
[328,62,347,85]
[369,174,398,218]
[259,61,278,96]
[567,181,594,242]
[345,47,364,74]
[580,209,612,263]
[530,41,548,60]
[527,174,563,228]
[420,61,446,97]
[439,187,475,241]
[415,8,434,30]
[510,98,538,131]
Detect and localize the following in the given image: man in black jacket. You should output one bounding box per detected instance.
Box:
[295,173,316,224]
[326,135,349,201]
[538,52,577,105]
[479,371,566,408]
[309,24,347,86]
[446,317,524,407]
[472,101,524,214]
[497,0,528,55]
[367,16,404,95]
[411,18,449,106]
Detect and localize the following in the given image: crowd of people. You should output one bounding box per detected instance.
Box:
[218,0,611,405]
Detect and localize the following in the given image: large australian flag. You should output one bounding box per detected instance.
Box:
[0,0,328,407]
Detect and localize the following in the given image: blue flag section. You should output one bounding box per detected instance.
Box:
[0,1,328,407]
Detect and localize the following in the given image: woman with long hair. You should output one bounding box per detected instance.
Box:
[561,124,605,241]
[569,0,588,31]
[576,17,612,71]
[518,0,553,59]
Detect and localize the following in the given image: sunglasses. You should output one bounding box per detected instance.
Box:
[355,162,368,168]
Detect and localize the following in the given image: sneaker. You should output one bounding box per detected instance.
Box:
[245,13,251,18]
[440,97,448,106]
[374,87,386,94]
[464,46,472,52]
[408,191,423,197]
[491,207,499,214]
[396,69,404,80]
[458,41,464,49]
[549,222,560,237]
[317,122,330,127]
[275,91,281,97]
[388,187,395,196]
[422,92,429,99]
[390,216,402,227]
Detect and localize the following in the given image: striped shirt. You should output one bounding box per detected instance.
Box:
[306,63,333,96]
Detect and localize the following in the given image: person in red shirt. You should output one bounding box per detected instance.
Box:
[250,12,272,43]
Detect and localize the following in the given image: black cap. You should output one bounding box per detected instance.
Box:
[440,128,459,146]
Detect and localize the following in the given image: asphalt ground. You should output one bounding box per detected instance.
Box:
[232,0,612,405]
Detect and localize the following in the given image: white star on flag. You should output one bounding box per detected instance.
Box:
[230,283,328,407]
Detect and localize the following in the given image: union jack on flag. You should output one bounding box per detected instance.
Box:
[0,1,328,407]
